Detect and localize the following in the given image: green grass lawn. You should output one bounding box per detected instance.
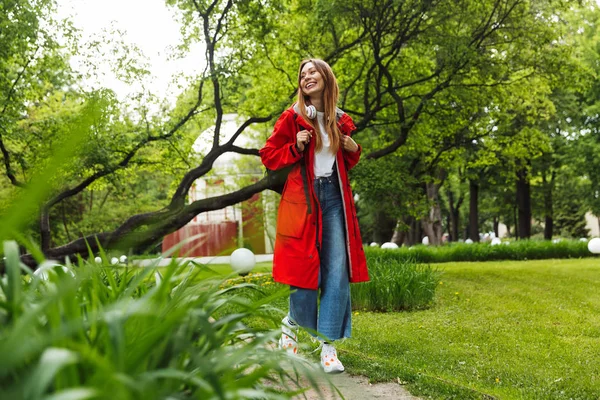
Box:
[339,258,600,399]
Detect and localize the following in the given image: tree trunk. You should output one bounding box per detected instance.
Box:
[422,181,444,245]
[513,206,519,239]
[452,208,460,242]
[407,216,421,246]
[392,218,410,246]
[61,203,72,242]
[447,188,460,242]
[448,190,468,242]
[516,167,531,239]
[40,207,51,252]
[469,179,479,242]
[392,223,406,246]
[493,216,499,238]
[542,171,555,240]
[373,210,397,244]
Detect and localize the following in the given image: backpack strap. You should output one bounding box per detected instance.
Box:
[292,112,312,214]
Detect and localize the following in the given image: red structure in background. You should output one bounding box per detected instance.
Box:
[162,172,267,256]
[242,192,266,254]
[162,221,238,256]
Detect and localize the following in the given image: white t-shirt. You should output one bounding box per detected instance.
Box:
[314,111,336,177]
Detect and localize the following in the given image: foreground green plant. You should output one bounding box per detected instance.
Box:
[0,241,328,400]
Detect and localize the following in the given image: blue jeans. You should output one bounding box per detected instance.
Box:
[289,172,352,341]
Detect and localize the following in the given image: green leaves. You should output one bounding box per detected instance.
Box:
[0,95,94,243]
[0,249,322,399]
[24,348,84,400]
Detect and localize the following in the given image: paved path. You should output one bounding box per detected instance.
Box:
[297,373,421,400]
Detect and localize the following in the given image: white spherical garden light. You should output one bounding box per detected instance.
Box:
[381,242,399,249]
[33,268,50,281]
[422,236,429,245]
[94,256,102,264]
[230,248,256,275]
[465,238,474,244]
[588,238,600,254]
[33,262,74,280]
[369,242,379,247]
[491,237,502,246]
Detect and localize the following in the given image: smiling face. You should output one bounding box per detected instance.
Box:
[295,58,341,153]
[299,62,325,98]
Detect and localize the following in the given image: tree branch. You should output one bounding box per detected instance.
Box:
[196,3,225,149]
[263,44,296,90]
[212,0,234,46]
[0,127,25,187]
[229,146,259,156]
[0,46,41,188]
[223,115,272,148]
[22,176,273,266]
[1,46,39,116]
[109,115,272,240]
[39,79,208,251]
[44,79,206,212]
[359,0,519,160]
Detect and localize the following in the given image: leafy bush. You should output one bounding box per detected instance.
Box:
[351,256,440,312]
[0,241,322,400]
[365,239,592,264]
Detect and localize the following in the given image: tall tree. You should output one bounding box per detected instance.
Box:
[0,0,586,264]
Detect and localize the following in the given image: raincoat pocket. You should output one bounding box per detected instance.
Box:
[277,199,308,238]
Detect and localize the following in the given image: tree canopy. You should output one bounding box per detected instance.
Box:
[1,0,599,265]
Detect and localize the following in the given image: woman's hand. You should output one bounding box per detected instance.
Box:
[296,129,313,152]
[340,134,359,153]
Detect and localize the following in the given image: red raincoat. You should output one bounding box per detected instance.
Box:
[259,104,369,289]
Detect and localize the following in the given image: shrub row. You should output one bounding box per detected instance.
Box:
[366,239,593,264]
[351,240,594,312]
[351,256,440,312]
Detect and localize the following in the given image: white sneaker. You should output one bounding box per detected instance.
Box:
[279,316,298,355]
[320,343,345,374]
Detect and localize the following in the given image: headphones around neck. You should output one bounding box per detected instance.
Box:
[306,105,317,120]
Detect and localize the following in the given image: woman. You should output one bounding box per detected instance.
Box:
[259,59,368,374]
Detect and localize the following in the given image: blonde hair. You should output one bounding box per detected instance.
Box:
[296,59,340,153]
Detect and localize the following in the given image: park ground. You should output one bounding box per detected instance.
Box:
[221,257,600,399]
[337,258,600,399]
[141,256,600,399]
